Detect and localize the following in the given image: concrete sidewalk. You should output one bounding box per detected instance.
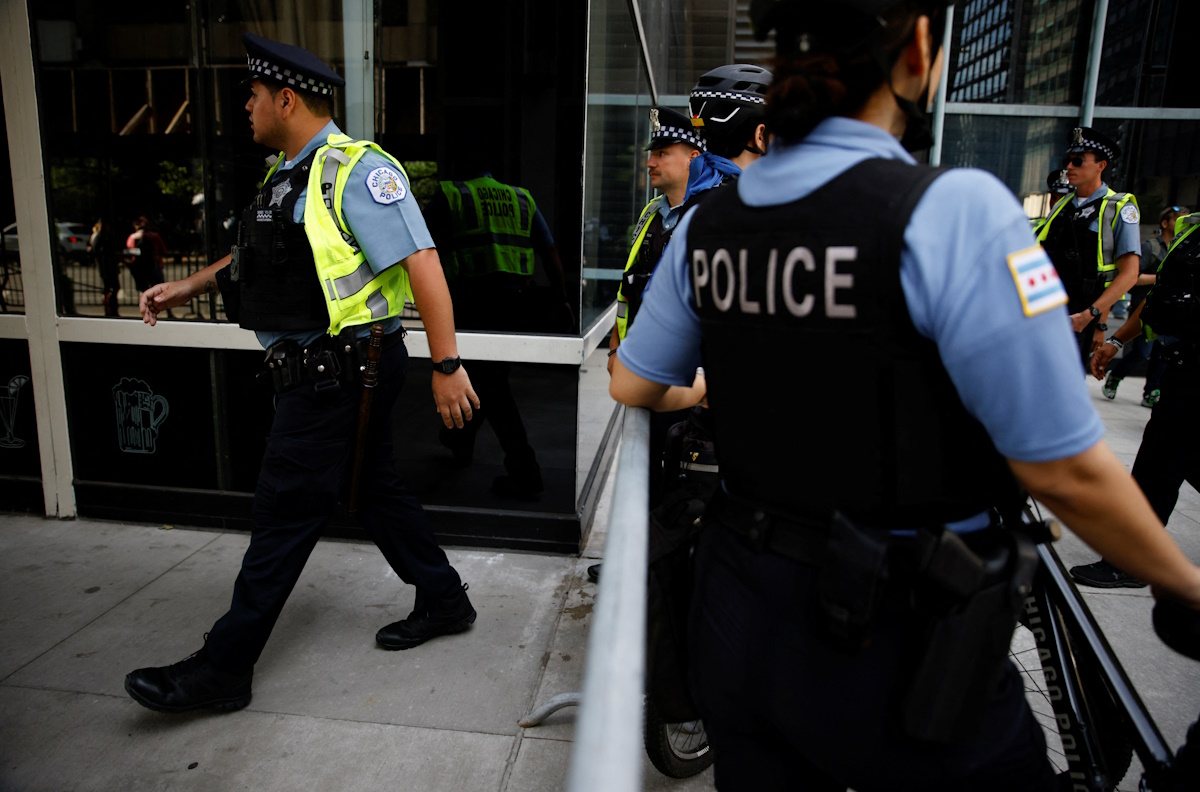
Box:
[0,375,1197,792]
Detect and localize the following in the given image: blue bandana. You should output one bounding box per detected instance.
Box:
[684,152,742,203]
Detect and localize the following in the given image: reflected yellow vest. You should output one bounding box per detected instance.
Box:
[438,176,537,279]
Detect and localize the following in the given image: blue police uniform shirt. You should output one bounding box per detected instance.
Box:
[256,120,432,348]
[1072,182,1141,258]
[620,116,1105,471]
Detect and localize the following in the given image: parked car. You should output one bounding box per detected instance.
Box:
[2,220,92,262]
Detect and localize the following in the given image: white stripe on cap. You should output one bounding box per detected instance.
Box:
[689,89,766,105]
[654,124,706,151]
[247,56,335,96]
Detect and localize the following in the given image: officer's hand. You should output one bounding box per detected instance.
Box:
[1069,310,1093,333]
[432,367,480,429]
[1090,343,1118,379]
[1090,328,1105,354]
[139,280,191,326]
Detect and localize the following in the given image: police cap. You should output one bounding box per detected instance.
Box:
[645,106,706,152]
[1066,127,1120,163]
[243,32,345,96]
[1046,168,1070,196]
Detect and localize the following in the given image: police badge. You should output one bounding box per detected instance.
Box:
[1072,128,1084,146]
[270,179,293,207]
[650,108,660,136]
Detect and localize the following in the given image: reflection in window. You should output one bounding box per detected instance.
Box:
[947,0,1090,105]
[1096,0,1200,108]
[1089,119,1200,214]
[1,72,21,314]
[31,0,344,320]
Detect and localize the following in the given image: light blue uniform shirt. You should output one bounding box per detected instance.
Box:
[256,121,432,348]
[620,116,1104,467]
[1071,182,1141,258]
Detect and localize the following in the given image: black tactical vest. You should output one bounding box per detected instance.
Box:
[626,180,731,330]
[687,159,1018,527]
[1042,194,1104,312]
[1141,224,1200,343]
[232,150,330,331]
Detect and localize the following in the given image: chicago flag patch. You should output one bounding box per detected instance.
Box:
[1007,245,1067,317]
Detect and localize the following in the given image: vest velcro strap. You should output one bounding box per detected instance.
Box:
[324,148,351,165]
[333,260,375,299]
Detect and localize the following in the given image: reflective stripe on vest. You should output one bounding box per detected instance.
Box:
[438,177,536,278]
[616,198,662,340]
[291,133,413,336]
[1037,188,1137,285]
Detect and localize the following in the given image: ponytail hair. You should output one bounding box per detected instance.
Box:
[764,1,935,143]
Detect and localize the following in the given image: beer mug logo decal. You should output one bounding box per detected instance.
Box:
[112,377,170,454]
[0,375,29,449]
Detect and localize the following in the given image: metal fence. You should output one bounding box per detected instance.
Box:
[567,405,651,792]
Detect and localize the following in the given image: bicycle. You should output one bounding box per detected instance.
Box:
[1008,508,1200,791]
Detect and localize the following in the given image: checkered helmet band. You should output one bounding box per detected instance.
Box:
[689,89,766,105]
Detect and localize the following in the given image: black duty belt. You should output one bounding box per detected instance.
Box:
[262,327,406,394]
[707,491,1003,601]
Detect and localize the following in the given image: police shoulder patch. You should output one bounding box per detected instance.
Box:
[1119,203,1140,224]
[365,166,407,205]
[1007,245,1067,317]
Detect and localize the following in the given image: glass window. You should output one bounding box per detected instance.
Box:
[1,71,22,315]
[1096,0,1200,108]
[941,114,1076,216]
[31,0,344,320]
[948,0,1092,106]
[581,0,652,333]
[1088,119,1200,215]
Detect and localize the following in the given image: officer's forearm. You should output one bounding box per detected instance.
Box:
[1093,253,1139,313]
[404,247,460,360]
[184,254,231,299]
[1010,443,1200,604]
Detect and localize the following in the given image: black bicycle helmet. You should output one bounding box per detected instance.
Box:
[688,64,773,159]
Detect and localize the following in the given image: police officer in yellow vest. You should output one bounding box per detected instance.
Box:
[426,162,571,499]
[124,34,480,714]
[1036,127,1141,369]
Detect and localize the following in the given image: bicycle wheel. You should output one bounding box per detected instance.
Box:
[1013,602,1134,790]
[643,697,715,778]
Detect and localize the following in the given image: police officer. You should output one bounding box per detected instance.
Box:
[1079,211,1200,588]
[426,155,570,499]
[124,34,480,713]
[1036,126,1141,369]
[1103,204,1190,405]
[688,64,772,171]
[610,1,1200,789]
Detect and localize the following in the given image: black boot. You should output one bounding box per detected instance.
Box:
[376,583,477,650]
[124,647,253,713]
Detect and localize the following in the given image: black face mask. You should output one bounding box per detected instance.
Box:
[896,88,933,152]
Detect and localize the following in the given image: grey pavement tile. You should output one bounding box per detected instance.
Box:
[519,564,593,742]
[507,735,715,792]
[8,538,575,737]
[0,517,218,682]
[0,686,511,792]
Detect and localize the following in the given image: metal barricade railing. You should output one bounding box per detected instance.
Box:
[567,405,651,791]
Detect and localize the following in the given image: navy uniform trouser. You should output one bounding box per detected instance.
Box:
[205,341,461,671]
[688,523,1057,792]
[1132,362,1200,526]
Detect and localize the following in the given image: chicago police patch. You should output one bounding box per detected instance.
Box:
[1120,203,1140,224]
[366,166,407,205]
[1007,245,1067,317]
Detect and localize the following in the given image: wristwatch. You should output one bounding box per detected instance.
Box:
[432,356,463,374]
[1088,305,1101,318]
[1097,322,1108,332]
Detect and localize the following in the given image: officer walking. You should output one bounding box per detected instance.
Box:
[124,34,479,714]
[1078,211,1200,588]
[610,1,1200,789]
[1036,126,1141,369]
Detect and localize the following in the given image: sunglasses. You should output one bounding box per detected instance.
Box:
[1065,156,1089,167]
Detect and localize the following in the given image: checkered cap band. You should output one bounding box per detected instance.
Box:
[654,124,706,151]
[689,89,766,105]
[247,56,335,96]
[1079,137,1115,161]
